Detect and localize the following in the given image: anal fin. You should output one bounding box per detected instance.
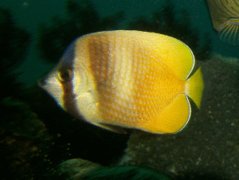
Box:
[142,94,191,134]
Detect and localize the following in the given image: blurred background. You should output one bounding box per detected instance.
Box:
[0,0,238,179]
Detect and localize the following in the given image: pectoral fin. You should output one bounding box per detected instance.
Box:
[91,121,127,134]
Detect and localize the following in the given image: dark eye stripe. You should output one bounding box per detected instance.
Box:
[59,40,79,117]
[61,78,79,117]
[58,69,73,82]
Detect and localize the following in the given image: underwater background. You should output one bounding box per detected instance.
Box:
[0,0,239,179]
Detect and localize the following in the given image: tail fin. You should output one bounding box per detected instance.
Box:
[185,67,204,108]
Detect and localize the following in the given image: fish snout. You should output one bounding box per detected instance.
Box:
[38,77,47,88]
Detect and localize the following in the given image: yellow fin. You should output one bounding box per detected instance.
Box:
[185,67,204,108]
[142,94,191,134]
[219,18,239,45]
[152,34,195,80]
[84,31,195,80]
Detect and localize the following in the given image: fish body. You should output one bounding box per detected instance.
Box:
[207,0,239,45]
[40,30,204,134]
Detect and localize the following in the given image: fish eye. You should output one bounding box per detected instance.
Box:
[57,68,73,83]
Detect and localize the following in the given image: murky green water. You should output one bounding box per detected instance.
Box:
[0,0,238,179]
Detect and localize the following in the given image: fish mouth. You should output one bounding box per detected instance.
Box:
[38,70,52,89]
[38,78,46,88]
[38,75,52,93]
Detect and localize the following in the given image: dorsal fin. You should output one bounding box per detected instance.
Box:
[114,31,195,80]
[147,33,195,80]
[83,30,195,79]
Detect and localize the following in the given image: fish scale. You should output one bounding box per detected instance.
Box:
[86,32,185,128]
[41,30,204,134]
[88,35,135,124]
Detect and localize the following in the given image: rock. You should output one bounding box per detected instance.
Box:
[0,97,49,139]
[0,98,53,179]
[120,55,239,180]
[55,158,171,180]
[55,158,100,179]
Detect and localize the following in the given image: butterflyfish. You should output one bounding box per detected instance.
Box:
[207,0,239,45]
[40,30,204,134]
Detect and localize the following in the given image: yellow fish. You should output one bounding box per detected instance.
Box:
[40,30,204,134]
[207,0,239,45]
